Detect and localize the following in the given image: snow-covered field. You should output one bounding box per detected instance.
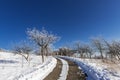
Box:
[80,59,120,80]
[60,56,120,80]
[1,51,119,80]
[0,52,57,80]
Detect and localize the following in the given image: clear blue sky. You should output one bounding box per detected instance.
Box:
[0,0,120,49]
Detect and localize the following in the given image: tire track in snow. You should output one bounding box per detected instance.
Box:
[57,58,69,80]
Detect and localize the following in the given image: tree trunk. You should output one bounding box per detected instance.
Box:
[90,54,91,59]
[28,54,30,66]
[100,51,103,59]
[41,47,44,63]
[22,55,23,68]
[46,47,48,56]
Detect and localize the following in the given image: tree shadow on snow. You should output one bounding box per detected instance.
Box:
[0,60,18,64]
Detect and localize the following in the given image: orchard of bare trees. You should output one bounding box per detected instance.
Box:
[58,37,120,62]
[12,27,120,64]
[13,28,60,67]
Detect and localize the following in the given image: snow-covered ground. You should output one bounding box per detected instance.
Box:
[0,52,57,80]
[80,59,120,80]
[1,51,119,80]
[60,56,120,80]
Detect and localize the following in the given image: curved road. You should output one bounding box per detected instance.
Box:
[44,58,86,80]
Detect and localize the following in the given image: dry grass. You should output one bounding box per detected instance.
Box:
[87,59,120,74]
[102,60,120,72]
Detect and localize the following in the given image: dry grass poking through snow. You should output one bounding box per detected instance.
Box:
[84,59,120,79]
[89,59,120,73]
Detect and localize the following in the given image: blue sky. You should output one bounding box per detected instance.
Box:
[0,0,120,49]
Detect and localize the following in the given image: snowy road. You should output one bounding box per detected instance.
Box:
[45,57,86,80]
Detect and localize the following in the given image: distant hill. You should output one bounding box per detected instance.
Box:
[0,48,4,52]
[0,48,10,52]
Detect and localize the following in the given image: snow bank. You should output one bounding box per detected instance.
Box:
[58,58,69,80]
[60,56,110,80]
[8,56,57,80]
[0,52,44,80]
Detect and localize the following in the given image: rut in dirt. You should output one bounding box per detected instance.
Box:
[66,59,86,80]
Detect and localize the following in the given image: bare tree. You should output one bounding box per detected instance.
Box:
[58,47,71,56]
[27,28,59,62]
[13,41,32,67]
[103,39,113,61]
[104,40,120,61]
[86,45,94,59]
[91,37,105,60]
[80,44,94,59]
[74,41,88,58]
[112,41,120,61]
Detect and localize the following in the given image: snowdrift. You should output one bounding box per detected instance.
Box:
[8,56,57,80]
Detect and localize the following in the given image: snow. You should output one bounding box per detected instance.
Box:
[79,59,120,80]
[2,51,119,80]
[0,52,57,80]
[60,56,120,80]
[58,58,69,80]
